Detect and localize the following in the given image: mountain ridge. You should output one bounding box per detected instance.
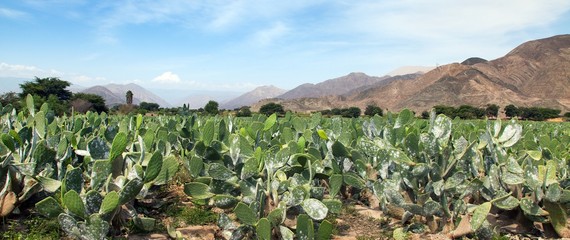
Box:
[255,34,570,114]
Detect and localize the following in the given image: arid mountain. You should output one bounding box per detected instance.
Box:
[222,85,286,110]
[82,83,171,107]
[265,35,570,113]
[277,72,389,99]
[386,66,435,76]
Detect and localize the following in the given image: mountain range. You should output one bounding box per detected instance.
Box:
[81,83,172,107]
[252,34,570,113]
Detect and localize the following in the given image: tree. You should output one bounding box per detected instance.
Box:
[126,90,133,105]
[364,105,383,116]
[204,100,219,115]
[19,77,72,100]
[139,102,160,112]
[485,104,499,118]
[421,111,430,119]
[504,104,519,118]
[71,93,108,113]
[259,102,285,116]
[341,107,361,118]
[19,77,72,115]
[236,106,252,117]
[0,92,20,110]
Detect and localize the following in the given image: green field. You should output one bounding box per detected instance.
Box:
[1,95,570,239]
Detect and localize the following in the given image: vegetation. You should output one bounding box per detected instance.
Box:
[259,102,285,116]
[485,104,499,118]
[18,77,72,115]
[204,100,219,115]
[71,93,109,113]
[504,104,561,120]
[236,106,252,117]
[139,101,160,112]
[321,107,362,118]
[364,105,383,116]
[1,80,569,239]
[126,90,133,105]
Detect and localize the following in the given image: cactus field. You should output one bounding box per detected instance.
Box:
[1,95,570,239]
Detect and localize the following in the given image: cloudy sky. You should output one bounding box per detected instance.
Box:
[1,0,570,100]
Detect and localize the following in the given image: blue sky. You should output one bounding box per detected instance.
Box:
[1,0,570,102]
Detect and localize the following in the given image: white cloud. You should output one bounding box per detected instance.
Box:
[152,71,181,84]
[341,0,570,40]
[0,62,106,85]
[0,62,47,77]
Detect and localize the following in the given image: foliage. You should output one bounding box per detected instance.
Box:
[485,104,499,118]
[434,104,485,119]
[19,77,72,115]
[126,90,133,105]
[504,104,561,120]
[236,106,252,117]
[322,107,362,118]
[71,93,108,113]
[19,77,72,101]
[364,105,383,116]
[204,100,219,115]
[259,102,285,116]
[1,96,570,239]
[505,104,519,118]
[0,92,20,111]
[139,102,160,112]
[518,107,561,121]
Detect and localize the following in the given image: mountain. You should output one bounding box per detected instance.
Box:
[386,66,435,76]
[262,35,570,114]
[221,85,287,109]
[82,83,172,107]
[347,34,570,113]
[176,91,240,109]
[277,72,389,99]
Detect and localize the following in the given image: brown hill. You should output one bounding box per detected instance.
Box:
[267,35,570,113]
[278,72,389,99]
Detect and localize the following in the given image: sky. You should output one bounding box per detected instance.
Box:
[1,0,570,103]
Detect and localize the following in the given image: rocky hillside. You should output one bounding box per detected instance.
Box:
[278,72,389,99]
[82,83,171,107]
[222,85,286,110]
[267,35,570,113]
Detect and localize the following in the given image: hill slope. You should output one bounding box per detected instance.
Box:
[82,83,171,107]
[278,72,389,99]
[266,35,570,113]
[221,85,286,109]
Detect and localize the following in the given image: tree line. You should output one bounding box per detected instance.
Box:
[1,77,568,121]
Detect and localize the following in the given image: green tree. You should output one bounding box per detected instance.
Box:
[236,106,252,117]
[71,93,108,113]
[485,104,500,118]
[0,92,20,110]
[364,105,383,116]
[341,107,361,118]
[204,100,219,115]
[19,77,72,100]
[259,102,285,116]
[139,102,160,112]
[504,104,519,118]
[19,77,72,115]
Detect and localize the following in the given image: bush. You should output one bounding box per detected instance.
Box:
[236,106,252,117]
[204,101,219,115]
[259,102,285,116]
[364,105,383,116]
